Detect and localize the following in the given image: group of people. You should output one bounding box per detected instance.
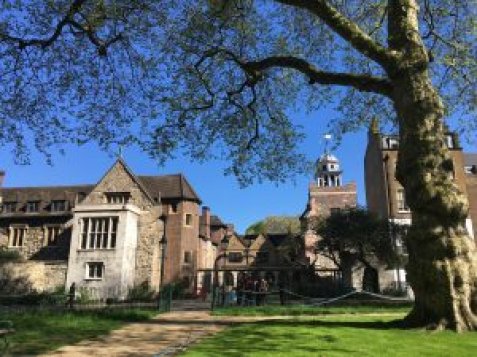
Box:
[236,275,270,306]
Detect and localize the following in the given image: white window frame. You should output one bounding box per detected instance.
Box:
[2,202,17,213]
[26,201,40,213]
[85,262,104,280]
[44,225,62,246]
[9,225,28,247]
[51,200,67,212]
[396,189,410,212]
[79,217,118,250]
[105,192,130,204]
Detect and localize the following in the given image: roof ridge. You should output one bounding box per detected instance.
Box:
[0,184,94,190]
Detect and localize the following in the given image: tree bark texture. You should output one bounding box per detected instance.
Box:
[389,0,477,331]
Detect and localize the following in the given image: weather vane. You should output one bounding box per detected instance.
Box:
[323,133,332,154]
[117,144,124,159]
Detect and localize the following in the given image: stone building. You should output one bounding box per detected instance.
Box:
[364,120,475,240]
[204,232,300,290]
[0,159,226,299]
[300,151,357,267]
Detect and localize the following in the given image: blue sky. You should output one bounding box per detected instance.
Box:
[1,108,475,233]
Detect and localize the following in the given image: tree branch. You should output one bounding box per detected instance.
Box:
[245,55,393,96]
[275,0,399,70]
[0,0,122,56]
[198,48,392,96]
[0,0,87,49]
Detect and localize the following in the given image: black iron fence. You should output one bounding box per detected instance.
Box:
[0,286,173,313]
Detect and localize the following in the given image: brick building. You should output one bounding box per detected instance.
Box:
[364,119,475,241]
[464,154,477,242]
[300,151,357,267]
[0,159,227,299]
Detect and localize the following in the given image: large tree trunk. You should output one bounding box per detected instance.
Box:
[388,0,477,331]
[394,73,477,331]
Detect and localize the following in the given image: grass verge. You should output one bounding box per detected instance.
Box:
[183,314,477,357]
[0,308,157,355]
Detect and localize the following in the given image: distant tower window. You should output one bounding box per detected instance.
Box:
[184,251,192,264]
[396,189,410,212]
[185,213,193,226]
[26,201,40,212]
[330,208,341,215]
[322,165,327,171]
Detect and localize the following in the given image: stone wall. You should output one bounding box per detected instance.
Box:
[0,261,67,293]
[0,217,71,261]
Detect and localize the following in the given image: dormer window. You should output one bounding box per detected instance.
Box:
[51,200,67,212]
[26,201,40,213]
[2,202,16,213]
[77,192,87,203]
[106,192,130,204]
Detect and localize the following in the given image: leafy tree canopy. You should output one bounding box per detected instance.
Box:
[0,1,475,185]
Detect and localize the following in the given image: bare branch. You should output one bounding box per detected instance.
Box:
[0,0,87,49]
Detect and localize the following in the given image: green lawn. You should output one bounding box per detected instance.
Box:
[0,308,157,355]
[213,304,412,316]
[185,310,477,357]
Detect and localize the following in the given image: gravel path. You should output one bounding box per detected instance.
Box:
[39,310,292,357]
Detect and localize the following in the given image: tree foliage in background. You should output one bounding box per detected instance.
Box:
[1,0,476,330]
[312,207,407,287]
[245,215,301,235]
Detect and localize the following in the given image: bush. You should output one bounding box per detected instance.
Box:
[0,291,66,306]
[127,283,156,302]
[0,247,22,262]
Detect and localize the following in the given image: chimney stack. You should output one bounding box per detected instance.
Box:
[0,171,5,187]
[202,206,211,239]
[226,224,235,236]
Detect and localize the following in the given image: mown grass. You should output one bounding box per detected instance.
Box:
[212,304,413,316]
[183,314,477,357]
[0,308,157,355]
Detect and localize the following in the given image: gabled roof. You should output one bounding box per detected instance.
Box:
[95,159,155,204]
[137,174,201,203]
[210,215,227,228]
[0,160,202,216]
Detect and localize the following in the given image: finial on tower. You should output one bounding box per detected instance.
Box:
[323,133,332,154]
[117,144,124,160]
[370,117,379,134]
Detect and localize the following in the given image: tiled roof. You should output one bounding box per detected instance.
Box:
[138,174,201,203]
[0,185,93,216]
[0,173,201,215]
[210,215,227,227]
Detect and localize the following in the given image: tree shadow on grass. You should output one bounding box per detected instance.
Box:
[253,318,405,330]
